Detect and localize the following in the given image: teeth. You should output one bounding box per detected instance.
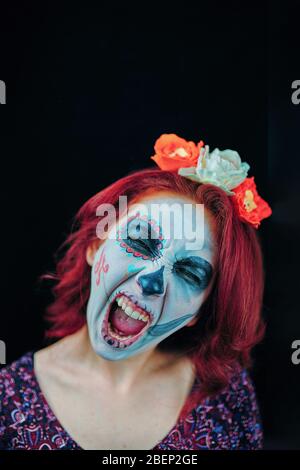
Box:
[137,313,148,322]
[125,306,133,315]
[115,295,149,323]
[130,310,140,320]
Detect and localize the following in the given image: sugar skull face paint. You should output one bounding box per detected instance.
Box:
[86,193,216,361]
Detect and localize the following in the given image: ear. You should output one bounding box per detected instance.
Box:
[86,240,101,267]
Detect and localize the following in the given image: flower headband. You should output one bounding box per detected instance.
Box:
[150,133,272,229]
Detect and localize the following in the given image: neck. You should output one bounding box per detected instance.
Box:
[65,325,175,393]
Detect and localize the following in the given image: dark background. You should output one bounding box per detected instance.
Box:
[0,1,299,449]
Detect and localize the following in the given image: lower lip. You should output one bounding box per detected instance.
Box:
[100,294,151,349]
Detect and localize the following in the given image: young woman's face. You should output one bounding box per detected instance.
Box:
[86,192,216,361]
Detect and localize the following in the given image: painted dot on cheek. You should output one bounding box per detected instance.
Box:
[127,264,143,275]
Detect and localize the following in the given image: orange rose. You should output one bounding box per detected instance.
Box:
[151,134,204,171]
[232,177,272,228]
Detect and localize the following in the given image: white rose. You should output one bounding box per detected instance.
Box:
[178,145,250,194]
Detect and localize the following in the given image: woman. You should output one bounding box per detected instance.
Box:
[0,134,272,450]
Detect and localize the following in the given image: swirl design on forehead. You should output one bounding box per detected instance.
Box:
[116,211,165,262]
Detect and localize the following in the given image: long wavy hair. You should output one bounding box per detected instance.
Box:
[42,168,265,418]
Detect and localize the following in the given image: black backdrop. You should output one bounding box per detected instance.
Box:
[0,2,299,449]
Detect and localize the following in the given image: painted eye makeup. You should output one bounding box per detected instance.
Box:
[117,213,164,261]
[173,256,213,290]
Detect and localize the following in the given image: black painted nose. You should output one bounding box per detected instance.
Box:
[137,266,165,296]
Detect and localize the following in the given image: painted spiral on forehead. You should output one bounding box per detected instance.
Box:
[116,211,165,261]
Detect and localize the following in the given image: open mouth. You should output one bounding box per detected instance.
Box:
[101,292,152,349]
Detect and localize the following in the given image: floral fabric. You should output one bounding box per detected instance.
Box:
[0,352,263,450]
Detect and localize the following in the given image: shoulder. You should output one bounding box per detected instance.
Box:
[0,351,35,405]
[0,348,80,450]
[0,352,38,448]
[187,368,263,450]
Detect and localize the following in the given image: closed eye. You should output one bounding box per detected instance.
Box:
[118,216,164,260]
[173,264,202,288]
[173,256,213,290]
[128,236,159,257]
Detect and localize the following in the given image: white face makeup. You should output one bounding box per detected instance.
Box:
[86,193,216,361]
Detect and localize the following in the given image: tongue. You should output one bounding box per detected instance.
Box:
[110,306,145,336]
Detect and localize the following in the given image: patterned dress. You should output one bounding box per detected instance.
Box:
[0,351,263,450]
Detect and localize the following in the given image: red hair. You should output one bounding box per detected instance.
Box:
[43,168,265,418]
